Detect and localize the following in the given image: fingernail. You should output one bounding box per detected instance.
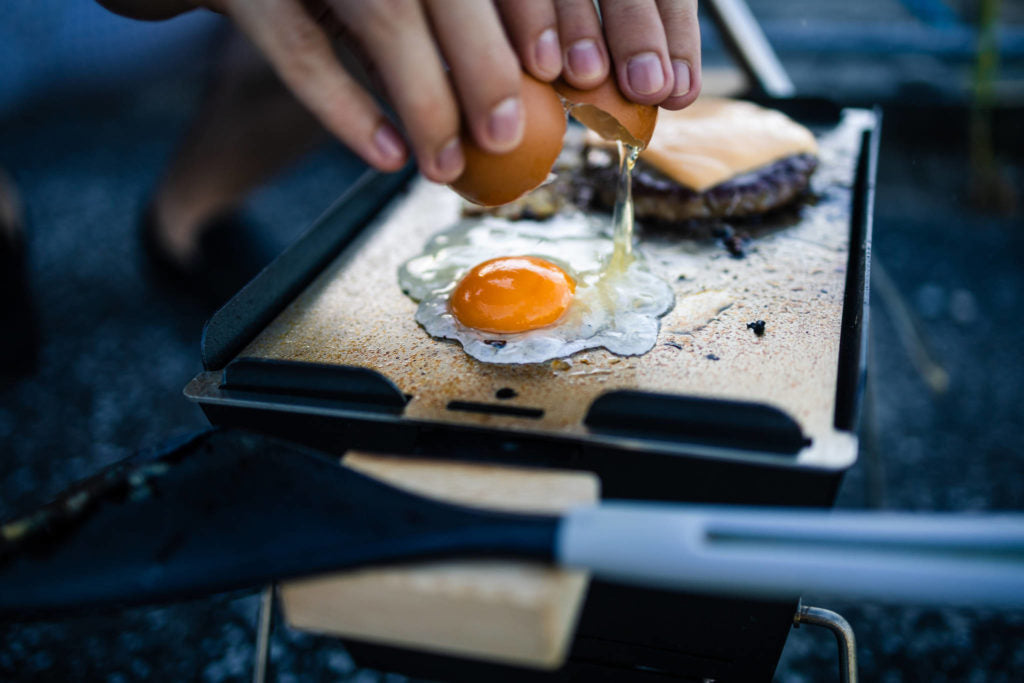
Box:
[626,52,665,96]
[436,137,464,179]
[373,123,405,165]
[671,60,692,97]
[534,28,561,78]
[567,39,604,82]
[487,96,523,151]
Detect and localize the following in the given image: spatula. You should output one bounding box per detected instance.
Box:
[2,429,1022,618]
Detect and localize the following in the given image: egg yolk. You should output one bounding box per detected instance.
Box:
[450,256,576,333]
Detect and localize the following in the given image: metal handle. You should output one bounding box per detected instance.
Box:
[557,504,1024,608]
[794,604,858,683]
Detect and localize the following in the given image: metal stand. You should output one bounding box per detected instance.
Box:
[793,603,858,683]
[253,585,275,683]
[871,258,950,394]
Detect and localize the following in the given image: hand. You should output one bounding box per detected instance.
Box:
[195,0,702,182]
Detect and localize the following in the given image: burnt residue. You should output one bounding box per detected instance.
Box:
[747,320,767,336]
[664,341,683,350]
[495,387,518,400]
[723,232,751,258]
[484,340,507,349]
[706,353,720,361]
[713,224,734,240]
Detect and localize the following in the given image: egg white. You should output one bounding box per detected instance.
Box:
[398,212,674,364]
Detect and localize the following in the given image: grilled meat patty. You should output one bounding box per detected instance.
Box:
[579,144,818,223]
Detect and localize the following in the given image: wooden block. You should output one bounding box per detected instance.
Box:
[279,453,599,670]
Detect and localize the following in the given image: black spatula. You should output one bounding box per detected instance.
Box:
[2,429,1022,619]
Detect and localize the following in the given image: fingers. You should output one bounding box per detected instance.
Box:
[223,0,408,173]
[426,0,525,153]
[336,0,465,182]
[656,0,701,109]
[598,0,701,107]
[499,0,700,109]
[598,0,672,104]
[554,0,610,88]
[496,0,562,82]
[223,0,702,189]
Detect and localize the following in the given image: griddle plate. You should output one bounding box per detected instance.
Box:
[190,109,875,470]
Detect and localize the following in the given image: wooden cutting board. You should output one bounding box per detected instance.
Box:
[279,452,599,669]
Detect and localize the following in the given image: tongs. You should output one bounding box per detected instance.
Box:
[2,429,1022,618]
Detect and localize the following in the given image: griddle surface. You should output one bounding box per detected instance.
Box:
[240,110,874,468]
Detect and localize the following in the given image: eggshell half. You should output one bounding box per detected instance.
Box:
[554,77,658,149]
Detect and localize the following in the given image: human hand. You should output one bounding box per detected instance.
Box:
[197,0,701,182]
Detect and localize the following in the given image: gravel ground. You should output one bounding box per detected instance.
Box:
[1,72,1022,682]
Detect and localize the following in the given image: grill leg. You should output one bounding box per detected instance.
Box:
[793,603,858,683]
[253,585,275,683]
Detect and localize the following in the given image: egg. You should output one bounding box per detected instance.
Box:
[449,256,576,333]
[398,213,674,364]
[409,72,672,364]
[554,76,658,149]
[449,72,567,206]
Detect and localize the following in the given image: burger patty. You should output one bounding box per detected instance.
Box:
[579,146,819,222]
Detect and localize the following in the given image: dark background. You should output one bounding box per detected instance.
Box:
[2,1,1023,680]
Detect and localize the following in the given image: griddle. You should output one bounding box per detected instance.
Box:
[183,99,879,682]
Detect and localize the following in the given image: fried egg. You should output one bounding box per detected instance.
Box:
[398,213,673,364]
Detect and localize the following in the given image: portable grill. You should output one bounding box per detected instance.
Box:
[182,98,879,681]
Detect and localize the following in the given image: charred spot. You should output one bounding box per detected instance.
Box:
[713,224,735,240]
[723,232,751,259]
[484,340,507,349]
[747,320,767,336]
[495,387,518,400]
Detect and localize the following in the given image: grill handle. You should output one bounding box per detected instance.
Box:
[557,504,1024,608]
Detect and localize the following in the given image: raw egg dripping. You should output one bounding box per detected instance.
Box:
[449,256,575,333]
[556,76,656,274]
[400,74,672,363]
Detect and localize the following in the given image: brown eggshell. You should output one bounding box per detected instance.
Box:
[450,72,567,207]
[554,77,658,149]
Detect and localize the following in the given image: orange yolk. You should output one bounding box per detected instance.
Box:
[450,256,576,333]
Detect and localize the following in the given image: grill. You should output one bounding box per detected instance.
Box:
[184,99,879,681]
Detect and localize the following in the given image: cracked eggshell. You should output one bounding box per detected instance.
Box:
[554,76,658,149]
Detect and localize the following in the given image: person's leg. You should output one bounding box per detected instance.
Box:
[148,26,328,268]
